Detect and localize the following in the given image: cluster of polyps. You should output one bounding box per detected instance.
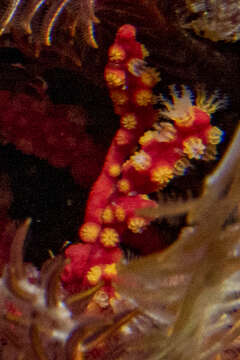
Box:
[120,85,225,195]
[0,220,140,360]
[62,24,225,307]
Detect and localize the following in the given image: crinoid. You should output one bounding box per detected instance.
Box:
[117,123,240,360]
[183,0,240,42]
[0,218,142,360]
[0,0,98,65]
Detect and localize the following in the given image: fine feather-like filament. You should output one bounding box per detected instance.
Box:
[20,0,46,34]
[42,0,73,46]
[0,0,22,35]
[40,0,98,47]
[117,124,240,360]
[0,0,98,50]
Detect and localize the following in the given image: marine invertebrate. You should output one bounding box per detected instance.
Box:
[117,122,240,360]
[62,24,225,303]
[0,0,98,62]
[0,100,239,360]
[119,84,225,194]
[0,219,141,359]
[183,0,240,42]
[62,24,159,297]
[1,114,237,360]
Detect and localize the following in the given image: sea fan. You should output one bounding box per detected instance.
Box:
[116,123,240,359]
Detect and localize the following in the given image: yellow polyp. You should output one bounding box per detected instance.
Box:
[154,122,177,142]
[159,86,195,126]
[121,114,137,130]
[195,88,227,114]
[115,131,129,146]
[183,137,205,159]
[110,90,128,105]
[207,126,223,145]
[117,179,131,193]
[115,206,126,222]
[140,194,150,200]
[128,217,147,234]
[127,58,146,77]
[141,68,161,87]
[105,70,125,88]
[141,44,149,58]
[174,158,191,176]
[139,130,155,145]
[104,263,117,278]
[102,206,114,224]
[135,89,153,106]
[108,45,126,62]
[109,164,121,177]
[151,165,174,188]
[174,112,194,127]
[86,266,102,285]
[130,150,151,171]
[80,222,100,243]
[100,228,119,247]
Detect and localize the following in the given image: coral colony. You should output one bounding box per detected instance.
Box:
[61,25,225,303]
[0,23,227,359]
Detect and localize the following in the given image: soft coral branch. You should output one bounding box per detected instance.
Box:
[62,24,225,307]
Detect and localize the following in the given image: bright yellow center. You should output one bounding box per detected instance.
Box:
[80,222,100,243]
[109,164,121,177]
[86,266,102,285]
[128,217,147,233]
[135,89,153,106]
[117,179,131,193]
[151,165,174,188]
[121,113,137,130]
[100,228,119,247]
[102,206,114,224]
[115,206,126,222]
[183,137,205,159]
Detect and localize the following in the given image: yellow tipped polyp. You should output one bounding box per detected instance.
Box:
[86,266,102,285]
[151,165,174,188]
[79,222,100,243]
[128,217,147,233]
[100,228,119,247]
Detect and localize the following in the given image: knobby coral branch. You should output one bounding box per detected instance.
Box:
[61,24,225,308]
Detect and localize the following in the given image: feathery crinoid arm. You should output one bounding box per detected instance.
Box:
[116,124,240,360]
[0,0,98,60]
